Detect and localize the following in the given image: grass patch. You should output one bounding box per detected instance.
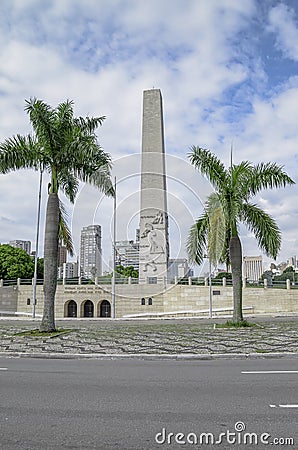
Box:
[215,319,255,329]
[15,328,74,338]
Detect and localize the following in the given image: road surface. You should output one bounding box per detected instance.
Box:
[0,357,297,449]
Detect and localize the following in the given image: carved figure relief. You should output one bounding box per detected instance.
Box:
[141,222,153,238]
[149,231,164,254]
[152,210,164,224]
[143,261,157,272]
[140,210,166,273]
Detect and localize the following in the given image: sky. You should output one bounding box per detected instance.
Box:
[0,0,298,275]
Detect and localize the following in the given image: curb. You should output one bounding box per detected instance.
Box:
[1,351,298,360]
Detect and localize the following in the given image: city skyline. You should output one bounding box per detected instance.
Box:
[0,1,297,275]
[2,230,297,275]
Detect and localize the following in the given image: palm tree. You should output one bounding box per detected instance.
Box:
[187,147,295,323]
[0,98,114,331]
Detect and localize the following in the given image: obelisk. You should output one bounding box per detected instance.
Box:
[139,89,169,284]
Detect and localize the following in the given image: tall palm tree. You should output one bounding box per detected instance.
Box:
[0,98,114,331]
[187,146,295,323]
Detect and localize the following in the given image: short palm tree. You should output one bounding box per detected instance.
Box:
[187,147,295,323]
[0,98,114,331]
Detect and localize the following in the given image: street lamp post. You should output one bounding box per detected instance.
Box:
[208,256,212,319]
[204,254,213,319]
[111,176,116,319]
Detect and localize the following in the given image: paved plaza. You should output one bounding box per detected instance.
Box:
[0,315,297,358]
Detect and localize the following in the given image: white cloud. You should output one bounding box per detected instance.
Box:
[268,3,298,61]
[0,0,297,271]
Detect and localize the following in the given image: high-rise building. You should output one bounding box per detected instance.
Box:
[9,240,31,255]
[80,225,102,279]
[243,255,263,282]
[115,240,140,271]
[58,241,67,267]
[139,89,169,284]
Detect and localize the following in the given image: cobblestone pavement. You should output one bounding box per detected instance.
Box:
[0,316,297,358]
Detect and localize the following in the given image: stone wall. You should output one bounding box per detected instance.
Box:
[0,286,18,316]
[11,283,298,319]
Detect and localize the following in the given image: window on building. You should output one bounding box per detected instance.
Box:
[141,298,145,305]
[148,297,153,305]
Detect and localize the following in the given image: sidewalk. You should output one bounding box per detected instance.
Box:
[0,315,297,359]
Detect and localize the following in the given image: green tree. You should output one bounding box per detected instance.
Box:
[0,98,113,331]
[274,267,297,283]
[283,266,294,273]
[187,147,294,323]
[116,265,139,278]
[0,244,34,280]
[214,271,232,280]
[37,257,44,279]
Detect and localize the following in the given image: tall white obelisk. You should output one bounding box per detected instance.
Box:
[139,89,169,284]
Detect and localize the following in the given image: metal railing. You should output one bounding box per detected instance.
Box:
[0,277,297,289]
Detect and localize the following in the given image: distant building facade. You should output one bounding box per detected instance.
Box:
[168,258,191,281]
[80,225,102,279]
[287,256,297,269]
[243,255,263,282]
[9,240,31,255]
[58,262,79,279]
[115,240,140,271]
[58,241,67,267]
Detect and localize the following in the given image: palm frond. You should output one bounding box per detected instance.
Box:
[24,98,56,152]
[85,165,115,197]
[206,194,227,267]
[188,146,228,192]
[221,228,231,270]
[248,162,295,196]
[58,170,79,203]
[56,100,74,121]
[74,116,106,135]
[55,100,74,136]
[241,202,281,259]
[230,161,253,197]
[58,200,74,256]
[0,134,39,172]
[186,213,209,265]
[71,140,114,196]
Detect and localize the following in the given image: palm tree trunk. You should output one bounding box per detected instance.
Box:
[229,235,243,322]
[40,193,59,332]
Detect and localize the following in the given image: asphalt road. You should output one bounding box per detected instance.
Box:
[0,357,297,449]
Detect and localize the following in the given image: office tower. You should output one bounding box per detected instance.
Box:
[80,225,102,279]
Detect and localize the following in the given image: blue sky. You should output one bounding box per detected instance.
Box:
[0,0,298,274]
